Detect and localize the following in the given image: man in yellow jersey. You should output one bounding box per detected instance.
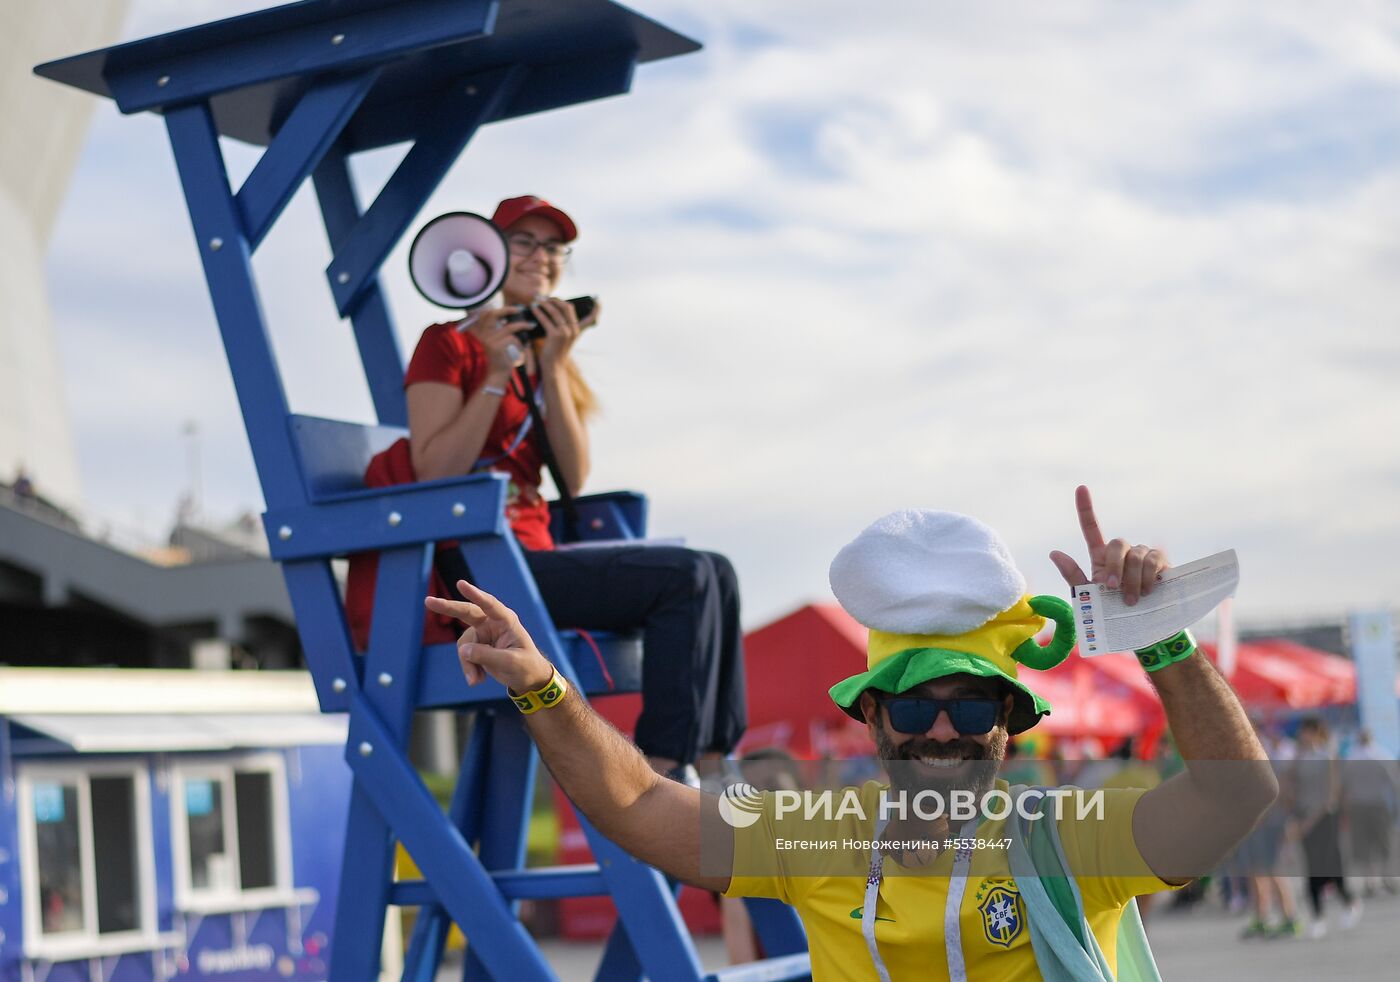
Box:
[427,486,1277,980]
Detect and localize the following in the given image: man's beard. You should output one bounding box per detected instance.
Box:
[874,726,1008,800]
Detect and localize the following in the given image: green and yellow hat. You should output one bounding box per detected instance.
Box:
[827,510,1075,734]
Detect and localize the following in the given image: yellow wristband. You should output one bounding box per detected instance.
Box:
[509,665,569,714]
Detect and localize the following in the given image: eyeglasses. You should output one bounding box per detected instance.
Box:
[878,696,1001,736]
[506,233,572,261]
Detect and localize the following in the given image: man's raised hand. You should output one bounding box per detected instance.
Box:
[1048,485,1169,606]
[425,581,554,692]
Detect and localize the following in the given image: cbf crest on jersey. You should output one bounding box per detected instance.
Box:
[977,883,1025,947]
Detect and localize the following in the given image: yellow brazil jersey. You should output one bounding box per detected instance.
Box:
[724,780,1172,981]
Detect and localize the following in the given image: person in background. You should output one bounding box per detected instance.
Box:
[346,195,746,780]
[1289,716,1362,938]
[1344,728,1400,897]
[1237,720,1300,939]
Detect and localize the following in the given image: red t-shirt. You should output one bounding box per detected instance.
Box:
[344,322,555,650]
[402,321,554,550]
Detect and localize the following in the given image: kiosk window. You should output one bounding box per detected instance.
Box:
[173,758,289,905]
[20,767,152,947]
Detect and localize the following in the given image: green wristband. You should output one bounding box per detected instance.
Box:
[1134,629,1197,673]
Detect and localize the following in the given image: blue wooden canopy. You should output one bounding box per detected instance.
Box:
[35,0,699,149]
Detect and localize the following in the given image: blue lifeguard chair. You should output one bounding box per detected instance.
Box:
[37,1,809,978]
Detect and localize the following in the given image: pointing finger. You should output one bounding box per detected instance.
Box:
[1074,485,1105,553]
[425,594,487,625]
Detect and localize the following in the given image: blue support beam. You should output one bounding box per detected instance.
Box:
[236,69,381,250]
[280,560,359,711]
[575,813,707,978]
[402,710,498,981]
[312,148,409,426]
[164,102,303,507]
[325,64,527,315]
[343,697,556,980]
[331,544,436,978]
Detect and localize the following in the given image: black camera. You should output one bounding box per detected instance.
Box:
[512,296,597,342]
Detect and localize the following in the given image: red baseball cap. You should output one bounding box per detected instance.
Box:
[491,195,578,242]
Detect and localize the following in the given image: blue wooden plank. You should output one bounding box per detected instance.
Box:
[326,64,526,315]
[595,922,644,982]
[705,954,812,982]
[330,545,433,979]
[550,491,648,543]
[345,699,556,979]
[576,814,705,980]
[164,102,307,507]
[401,911,449,982]
[102,0,495,115]
[236,69,381,249]
[262,475,508,561]
[744,898,809,958]
[280,560,359,710]
[287,413,406,499]
[329,782,399,978]
[498,44,638,123]
[362,546,434,734]
[403,709,495,978]
[311,150,409,426]
[491,865,609,899]
[464,713,538,982]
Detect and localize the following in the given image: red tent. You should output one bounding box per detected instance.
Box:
[1200,640,1346,709]
[1020,655,1159,742]
[1240,639,1356,704]
[738,604,876,759]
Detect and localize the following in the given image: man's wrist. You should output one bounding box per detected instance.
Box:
[512,659,555,693]
[1135,629,1197,673]
[508,661,568,715]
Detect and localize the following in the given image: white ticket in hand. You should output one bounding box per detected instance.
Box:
[1074,549,1239,656]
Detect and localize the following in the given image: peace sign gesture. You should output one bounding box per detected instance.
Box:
[425,581,555,692]
[1048,485,1168,606]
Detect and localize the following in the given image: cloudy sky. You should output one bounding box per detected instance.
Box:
[40,0,1400,629]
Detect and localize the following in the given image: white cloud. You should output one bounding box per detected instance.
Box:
[37,0,1400,628]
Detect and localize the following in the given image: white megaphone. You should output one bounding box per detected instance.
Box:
[408,212,509,310]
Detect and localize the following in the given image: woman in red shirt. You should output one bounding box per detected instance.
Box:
[348,195,744,777]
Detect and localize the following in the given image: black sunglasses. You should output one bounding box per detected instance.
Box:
[878,695,1002,736]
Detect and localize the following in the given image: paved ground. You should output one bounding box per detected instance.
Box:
[1149,886,1399,981]
[438,885,1400,979]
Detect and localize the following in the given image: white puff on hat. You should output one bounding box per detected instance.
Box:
[828,509,1026,636]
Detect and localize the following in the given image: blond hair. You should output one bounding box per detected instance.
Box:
[564,357,599,421]
[531,340,597,421]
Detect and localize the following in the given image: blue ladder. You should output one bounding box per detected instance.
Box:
[37,2,809,978]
